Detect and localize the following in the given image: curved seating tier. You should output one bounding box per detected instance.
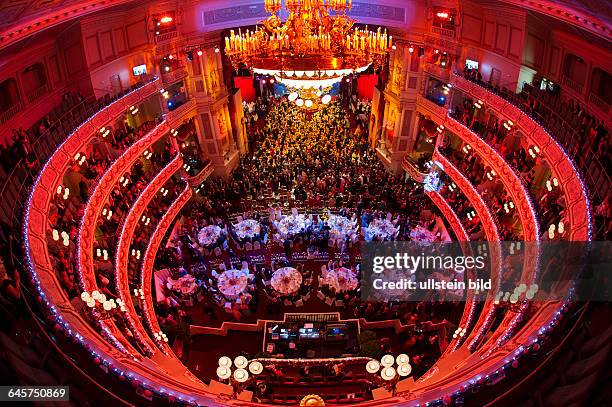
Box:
[450,73,591,241]
[141,185,193,355]
[20,74,589,406]
[115,154,184,354]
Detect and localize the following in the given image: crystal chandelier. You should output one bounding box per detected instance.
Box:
[224,0,392,89]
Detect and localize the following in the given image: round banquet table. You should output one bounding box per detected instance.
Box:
[217,269,249,299]
[327,214,357,239]
[410,225,436,243]
[271,267,302,295]
[234,219,261,240]
[276,214,311,238]
[198,225,223,247]
[168,274,198,296]
[364,218,397,241]
[322,267,359,292]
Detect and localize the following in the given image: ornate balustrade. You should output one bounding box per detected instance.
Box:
[450,73,591,241]
[443,116,539,241]
[426,191,469,242]
[24,94,225,404]
[161,66,188,86]
[141,185,193,356]
[166,98,197,128]
[186,161,214,186]
[0,102,23,124]
[77,121,169,356]
[25,80,163,355]
[115,154,183,354]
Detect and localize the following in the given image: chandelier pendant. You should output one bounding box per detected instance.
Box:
[225,0,392,89]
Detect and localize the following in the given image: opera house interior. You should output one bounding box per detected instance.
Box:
[0,0,610,406]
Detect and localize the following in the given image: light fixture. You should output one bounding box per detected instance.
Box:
[248,361,263,375]
[366,360,381,373]
[396,354,409,365]
[219,356,232,368]
[304,99,314,108]
[233,368,249,382]
[381,354,395,367]
[217,366,231,380]
[397,364,412,377]
[295,98,304,107]
[225,0,391,89]
[234,356,248,369]
[321,94,332,104]
[381,366,396,380]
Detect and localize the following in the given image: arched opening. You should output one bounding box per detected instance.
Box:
[0,79,20,113]
[590,68,611,105]
[562,54,587,91]
[22,63,48,103]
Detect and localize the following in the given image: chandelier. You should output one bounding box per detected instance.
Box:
[224,0,392,89]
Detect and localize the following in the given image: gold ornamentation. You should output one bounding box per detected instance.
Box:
[225,0,391,89]
[300,394,325,406]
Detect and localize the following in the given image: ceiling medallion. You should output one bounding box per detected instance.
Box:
[225,0,392,89]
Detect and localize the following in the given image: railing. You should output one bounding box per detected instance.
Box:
[0,76,159,228]
[166,97,196,126]
[155,30,178,43]
[431,25,456,38]
[423,62,451,80]
[26,83,49,103]
[0,102,23,124]
[450,73,593,240]
[561,75,584,95]
[161,66,188,86]
[589,92,610,114]
[115,153,183,355]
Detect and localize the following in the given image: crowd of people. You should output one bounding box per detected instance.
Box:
[461,66,610,239]
[449,99,566,239]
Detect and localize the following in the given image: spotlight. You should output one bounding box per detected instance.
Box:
[197,50,203,56]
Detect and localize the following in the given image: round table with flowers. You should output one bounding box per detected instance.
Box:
[410,225,436,243]
[327,214,358,240]
[276,214,312,239]
[322,267,359,292]
[271,267,302,295]
[217,269,249,300]
[198,225,224,247]
[233,219,261,241]
[167,274,198,296]
[364,218,397,241]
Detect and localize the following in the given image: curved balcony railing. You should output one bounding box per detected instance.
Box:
[450,73,592,240]
[115,153,183,354]
[426,191,470,242]
[77,121,169,357]
[443,115,540,241]
[141,185,193,356]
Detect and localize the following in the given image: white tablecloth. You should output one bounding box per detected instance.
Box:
[322,267,359,292]
[198,225,223,246]
[327,214,358,240]
[168,274,198,296]
[276,214,312,238]
[364,218,397,241]
[217,269,249,299]
[271,267,302,295]
[234,219,261,240]
[410,225,436,243]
